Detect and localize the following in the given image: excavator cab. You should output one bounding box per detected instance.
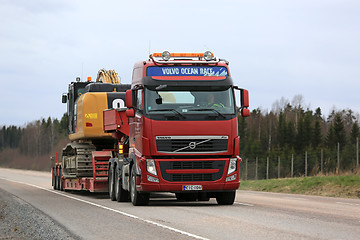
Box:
[62,80,91,134]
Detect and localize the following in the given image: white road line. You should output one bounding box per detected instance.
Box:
[234,202,254,207]
[284,197,308,201]
[0,177,209,240]
[336,202,360,206]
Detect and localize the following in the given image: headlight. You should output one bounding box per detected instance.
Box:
[227,158,237,175]
[146,159,157,176]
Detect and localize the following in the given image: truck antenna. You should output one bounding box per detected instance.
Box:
[81,62,84,81]
[149,40,151,55]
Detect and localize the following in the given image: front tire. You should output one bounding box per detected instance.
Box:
[130,165,149,206]
[115,167,129,202]
[216,191,236,205]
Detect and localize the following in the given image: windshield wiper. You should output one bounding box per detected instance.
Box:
[148,109,186,119]
[188,108,225,118]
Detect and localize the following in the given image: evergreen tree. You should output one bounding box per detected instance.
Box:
[333,113,346,149]
[312,120,322,148]
[350,122,360,145]
[326,124,336,149]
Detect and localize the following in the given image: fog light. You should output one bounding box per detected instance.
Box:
[226,174,237,182]
[147,175,159,183]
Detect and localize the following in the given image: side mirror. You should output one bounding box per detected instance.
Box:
[126,90,133,108]
[241,108,250,117]
[240,89,249,108]
[126,108,135,118]
[234,87,250,117]
[62,93,67,103]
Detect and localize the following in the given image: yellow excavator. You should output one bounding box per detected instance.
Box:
[60,69,130,179]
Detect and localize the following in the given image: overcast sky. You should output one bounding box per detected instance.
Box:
[1,0,359,126]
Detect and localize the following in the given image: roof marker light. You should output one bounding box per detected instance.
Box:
[204,51,213,61]
[161,51,171,61]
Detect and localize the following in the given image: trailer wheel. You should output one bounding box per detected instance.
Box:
[215,191,236,205]
[130,165,149,206]
[54,167,59,190]
[109,165,116,201]
[115,167,129,202]
[52,168,56,190]
[59,168,63,191]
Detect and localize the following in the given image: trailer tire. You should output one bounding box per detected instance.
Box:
[52,168,56,190]
[59,168,63,191]
[215,191,236,205]
[54,167,59,190]
[130,165,149,206]
[109,165,116,201]
[115,167,129,202]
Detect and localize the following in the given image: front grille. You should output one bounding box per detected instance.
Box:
[172,161,213,169]
[172,174,213,182]
[156,136,228,153]
[159,160,225,182]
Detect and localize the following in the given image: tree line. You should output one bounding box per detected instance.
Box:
[239,95,360,178]
[1,95,359,175]
[0,114,68,157]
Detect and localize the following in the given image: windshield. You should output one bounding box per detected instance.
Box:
[144,87,235,119]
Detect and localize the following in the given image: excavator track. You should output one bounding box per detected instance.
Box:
[62,142,96,178]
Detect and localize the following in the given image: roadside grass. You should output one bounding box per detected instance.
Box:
[239,172,360,199]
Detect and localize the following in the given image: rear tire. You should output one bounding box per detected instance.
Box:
[216,191,236,205]
[54,167,59,190]
[130,165,149,206]
[59,168,63,191]
[109,165,116,201]
[52,168,56,190]
[115,167,129,202]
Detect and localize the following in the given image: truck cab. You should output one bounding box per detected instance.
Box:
[124,51,249,205]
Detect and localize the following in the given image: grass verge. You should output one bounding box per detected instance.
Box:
[240,174,360,199]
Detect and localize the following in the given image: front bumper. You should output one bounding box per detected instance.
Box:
[137,157,240,193]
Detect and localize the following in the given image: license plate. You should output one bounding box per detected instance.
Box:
[183,185,202,191]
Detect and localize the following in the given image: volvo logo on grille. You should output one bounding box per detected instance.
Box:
[189,142,196,149]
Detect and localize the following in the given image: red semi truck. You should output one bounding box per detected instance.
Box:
[52,51,250,206]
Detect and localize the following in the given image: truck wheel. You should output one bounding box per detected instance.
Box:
[52,168,56,190]
[59,168,63,191]
[115,167,129,202]
[130,165,149,206]
[216,191,236,205]
[54,167,59,190]
[109,165,116,201]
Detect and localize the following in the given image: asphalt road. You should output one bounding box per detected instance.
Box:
[1,167,359,240]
